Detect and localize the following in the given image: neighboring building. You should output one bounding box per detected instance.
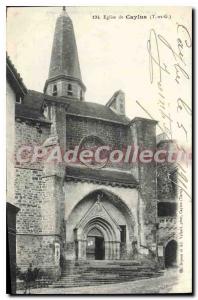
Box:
[6,54,27,204]
[11,8,178,283]
[6,55,27,293]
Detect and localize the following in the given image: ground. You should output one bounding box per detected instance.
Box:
[17,269,186,294]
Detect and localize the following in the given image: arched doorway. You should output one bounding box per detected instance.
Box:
[74,198,121,260]
[67,189,136,260]
[86,228,105,260]
[165,240,177,268]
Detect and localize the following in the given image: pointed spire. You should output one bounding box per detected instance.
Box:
[44,8,86,100]
[49,9,82,81]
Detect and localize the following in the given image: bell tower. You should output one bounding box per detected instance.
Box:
[44,7,86,100]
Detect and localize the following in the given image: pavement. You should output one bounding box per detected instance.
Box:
[16,269,187,295]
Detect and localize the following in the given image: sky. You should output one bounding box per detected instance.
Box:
[6,6,192,142]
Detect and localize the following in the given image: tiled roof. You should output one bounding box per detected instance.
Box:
[65,165,138,188]
[18,90,130,125]
[65,99,130,125]
[23,90,45,110]
[15,104,50,124]
[44,92,130,124]
[15,90,49,123]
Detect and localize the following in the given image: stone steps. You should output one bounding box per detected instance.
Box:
[50,260,162,288]
[51,275,161,288]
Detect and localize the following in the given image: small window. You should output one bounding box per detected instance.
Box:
[16,94,22,104]
[158,202,177,217]
[67,84,73,96]
[52,84,57,96]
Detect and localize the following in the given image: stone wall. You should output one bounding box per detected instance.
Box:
[6,82,16,204]
[15,120,50,233]
[157,140,177,201]
[15,119,62,278]
[156,140,178,266]
[15,121,49,170]
[66,115,130,150]
[16,235,61,278]
[15,168,43,234]
[66,114,131,169]
[158,217,178,245]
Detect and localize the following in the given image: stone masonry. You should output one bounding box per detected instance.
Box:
[12,8,178,282]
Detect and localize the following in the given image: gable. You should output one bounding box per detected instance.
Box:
[75,196,121,231]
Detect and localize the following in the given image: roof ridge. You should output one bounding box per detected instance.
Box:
[7,54,27,94]
[27,90,114,109]
[24,90,130,125]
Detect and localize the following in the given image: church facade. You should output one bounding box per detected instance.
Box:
[11,8,178,281]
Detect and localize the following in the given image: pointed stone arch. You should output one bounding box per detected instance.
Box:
[69,188,135,260]
[164,239,177,268]
[74,198,121,259]
[70,188,135,239]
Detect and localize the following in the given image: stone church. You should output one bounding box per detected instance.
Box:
[8,8,178,283]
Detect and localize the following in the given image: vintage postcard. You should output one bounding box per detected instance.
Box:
[6,6,192,294]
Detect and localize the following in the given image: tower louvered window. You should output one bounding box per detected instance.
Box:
[52,84,57,96]
[67,84,73,96]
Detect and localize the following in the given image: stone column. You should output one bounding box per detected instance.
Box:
[108,241,112,260]
[116,241,121,260]
[78,240,87,260]
[41,101,68,278]
[130,117,158,252]
[105,241,110,260]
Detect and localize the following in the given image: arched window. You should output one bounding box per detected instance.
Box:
[52,84,57,96]
[80,89,83,101]
[165,240,177,268]
[67,84,73,96]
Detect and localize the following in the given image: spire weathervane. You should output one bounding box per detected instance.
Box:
[61,6,67,16]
